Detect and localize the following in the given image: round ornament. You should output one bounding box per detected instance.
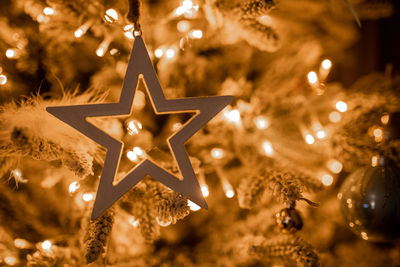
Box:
[339,164,400,242]
[275,207,303,233]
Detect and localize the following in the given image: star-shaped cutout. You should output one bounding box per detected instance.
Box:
[47,35,233,219]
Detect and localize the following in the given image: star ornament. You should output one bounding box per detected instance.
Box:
[47,35,233,219]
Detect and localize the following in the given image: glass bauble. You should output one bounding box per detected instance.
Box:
[339,165,400,242]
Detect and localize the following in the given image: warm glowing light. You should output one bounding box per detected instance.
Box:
[104,9,119,23]
[0,74,7,85]
[82,193,94,202]
[329,111,341,123]
[305,134,315,144]
[36,14,47,23]
[127,119,142,135]
[211,148,224,159]
[41,240,52,251]
[171,122,182,131]
[381,113,390,125]
[12,169,22,179]
[127,151,138,162]
[124,24,134,31]
[110,48,119,56]
[361,231,369,240]
[156,216,172,227]
[182,0,193,9]
[14,238,30,249]
[5,49,16,59]
[223,108,241,125]
[166,48,176,59]
[177,20,190,32]
[307,71,318,84]
[124,31,134,39]
[335,101,348,112]
[4,256,16,266]
[188,200,201,211]
[190,29,203,39]
[321,59,332,70]
[371,155,379,167]
[225,189,235,198]
[74,28,85,38]
[254,116,269,129]
[262,141,274,156]
[154,48,164,58]
[69,181,80,193]
[43,7,55,15]
[321,174,333,186]
[129,217,139,227]
[327,159,343,174]
[175,6,185,16]
[96,47,105,57]
[201,184,209,197]
[373,128,383,138]
[316,130,326,139]
[133,147,144,157]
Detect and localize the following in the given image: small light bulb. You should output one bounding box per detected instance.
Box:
[335,101,348,112]
[127,119,142,135]
[211,148,224,159]
[188,200,201,211]
[305,134,315,144]
[82,193,94,202]
[177,20,190,32]
[124,24,134,31]
[41,240,52,251]
[223,108,241,124]
[307,71,318,84]
[5,49,17,59]
[96,47,105,57]
[43,7,55,15]
[154,48,164,58]
[129,217,139,227]
[225,189,235,198]
[321,59,332,70]
[321,174,333,186]
[104,9,119,23]
[190,29,203,39]
[201,184,209,197]
[68,181,80,193]
[361,231,369,240]
[182,0,193,9]
[127,151,139,162]
[166,48,176,59]
[171,122,182,131]
[124,31,134,39]
[14,238,30,249]
[0,74,8,85]
[329,111,341,123]
[133,147,144,157]
[175,6,185,16]
[371,155,379,167]
[316,130,326,139]
[74,28,85,38]
[261,141,274,156]
[381,113,390,125]
[327,159,343,174]
[4,256,17,266]
[254,116,269,129]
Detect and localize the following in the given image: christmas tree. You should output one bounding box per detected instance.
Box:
[0,0,399,266]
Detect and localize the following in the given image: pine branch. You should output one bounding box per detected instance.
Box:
[249,235,320,267]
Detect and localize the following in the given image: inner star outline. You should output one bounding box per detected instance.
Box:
[46,35,233,219]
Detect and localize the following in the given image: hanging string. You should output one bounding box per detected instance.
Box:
[127,0,141,30]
